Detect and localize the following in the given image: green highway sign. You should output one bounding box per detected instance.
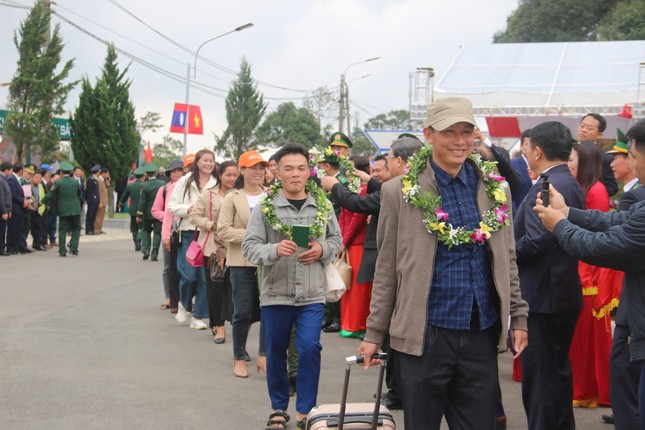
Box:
[0,109,71,141]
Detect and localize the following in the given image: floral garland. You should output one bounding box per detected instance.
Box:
[260,179,332,240]
[309,146,361,193]
[401,145,510,248]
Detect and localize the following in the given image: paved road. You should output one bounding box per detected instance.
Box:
[0,231,612,429]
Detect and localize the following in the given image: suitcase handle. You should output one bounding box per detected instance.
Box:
[338,353,388,430]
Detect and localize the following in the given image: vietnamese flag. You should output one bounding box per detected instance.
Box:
[170,103,204,135]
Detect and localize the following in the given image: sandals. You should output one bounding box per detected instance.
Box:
[296,417,307,429]
[159,303,170,310]
[266,410,290,430]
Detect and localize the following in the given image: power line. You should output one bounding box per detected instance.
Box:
[0,0,29,9]
[52,10,226,99]
[103,0,319,93]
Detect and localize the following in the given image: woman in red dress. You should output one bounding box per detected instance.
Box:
[567,141,616,407]
[339,156,372,338]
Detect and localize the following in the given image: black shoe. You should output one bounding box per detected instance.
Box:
[151,256,158,261]
[70,250,78,256]
[142,253,149,260]
[601,415,614,424]
[380,393,403,410]
[59,253,66,257]
[322,322,341,333]
[0,251,11,256]
[135,246,141,252]
[33,246,46,251]
[19,249,33,254]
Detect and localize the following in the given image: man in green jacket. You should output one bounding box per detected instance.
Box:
[137,163,164,261]
[41,161,81,257]
[119,166,145,251]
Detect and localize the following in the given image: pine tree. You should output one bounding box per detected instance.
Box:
[70,44,139,216]
[215,57,267,160]
[6,1,76,162]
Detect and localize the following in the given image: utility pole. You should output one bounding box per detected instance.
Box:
[42,0,51,46]
[183,63,190,157]
[339,75,344,134]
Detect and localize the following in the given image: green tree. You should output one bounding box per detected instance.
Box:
[70,44,139,216]
[6,1,76,162]
[349,126,376,157]
[494,0,618,43]
[598,0,645,40]
[256,102,321,148]
[303,86,337,130]
[152,134,183,168]
[215,57,267,160]
[364,109,411,130]
[138,111,163,133]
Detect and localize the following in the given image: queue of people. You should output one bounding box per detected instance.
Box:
[4,97,644,430]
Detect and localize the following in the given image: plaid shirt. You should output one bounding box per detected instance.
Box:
[427,159,499,330]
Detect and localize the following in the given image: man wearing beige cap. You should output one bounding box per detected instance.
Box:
[357,97,528,429]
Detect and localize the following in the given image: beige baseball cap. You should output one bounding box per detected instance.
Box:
[423,97,477,131]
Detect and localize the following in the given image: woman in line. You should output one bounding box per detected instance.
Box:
[218,150,268,378]
[151,159,185,313]
[168,149,219,330]
[568,141,615,407]
[338,155,372,339]
[190,161,239,343]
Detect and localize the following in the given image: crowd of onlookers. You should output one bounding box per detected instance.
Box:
[3,107,644,429]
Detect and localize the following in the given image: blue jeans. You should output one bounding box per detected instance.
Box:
[262,303,324,414]
[176,231,208,319]
[229,267,266,360]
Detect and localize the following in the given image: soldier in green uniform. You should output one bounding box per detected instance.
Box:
[118,166,145,251]
[328,131,353,157]
[41,161,81,257]
[137,163,164,261]
[317,150,350,333]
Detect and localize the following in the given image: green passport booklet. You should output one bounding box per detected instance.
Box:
[292,225,310,248]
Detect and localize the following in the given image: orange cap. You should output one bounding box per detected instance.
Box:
[183,153,196,168]
[238,150,269,168]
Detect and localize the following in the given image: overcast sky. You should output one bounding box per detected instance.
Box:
[0,0,519,154]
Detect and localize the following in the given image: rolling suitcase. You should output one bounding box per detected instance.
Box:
[306,353,396,429]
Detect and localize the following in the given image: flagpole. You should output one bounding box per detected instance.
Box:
[183,63,190,157]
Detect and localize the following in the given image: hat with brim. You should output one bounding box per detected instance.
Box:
[90,164,101,173]
[239,150,269,168]
[423,97,477,131]
[133,166,145,176]
[183,153,195,168]
[144,163,158,174]
[329,132,353,148]
[166,159,184,175]
[60,160,74,172]
[24,165,36,174]
[607,128,630,154]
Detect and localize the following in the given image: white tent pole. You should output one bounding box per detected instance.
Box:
[546,43,567,108]
[435,44,464,91]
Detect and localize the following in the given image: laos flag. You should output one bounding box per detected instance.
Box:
[170,103,203,135]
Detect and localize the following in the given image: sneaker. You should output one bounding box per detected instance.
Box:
[175,303,187,323]
[189,317,208,330]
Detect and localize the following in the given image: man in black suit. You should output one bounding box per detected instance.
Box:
[73,166,86,233]
[84,164,100,235]
[600,134,645,428]
[514,122,586,430]
[0,162,13,256]
[320,136,424,410]
[510,129,534,212]
[6,164,32,254]
[577,113,618,196]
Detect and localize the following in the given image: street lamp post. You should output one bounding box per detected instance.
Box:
[345,74,371,136]
[182,23,254,156]
[338,57,380,134]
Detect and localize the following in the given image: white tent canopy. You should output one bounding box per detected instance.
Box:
[434,40,645,109]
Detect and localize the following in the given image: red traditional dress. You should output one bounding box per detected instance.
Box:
[338,185,372,338]
[570,181,617,407]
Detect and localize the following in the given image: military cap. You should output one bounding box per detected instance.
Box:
[60,160,74,172]
[607,128,630,154]
[90,164,101,173]
[144,163,158,174]
[166,159,184,175]
[133,166,145,176]
[322,146,343,164]
[24,165,36,174]
[329,132,353,149]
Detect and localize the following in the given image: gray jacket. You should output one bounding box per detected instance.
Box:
[242,189,342,307]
